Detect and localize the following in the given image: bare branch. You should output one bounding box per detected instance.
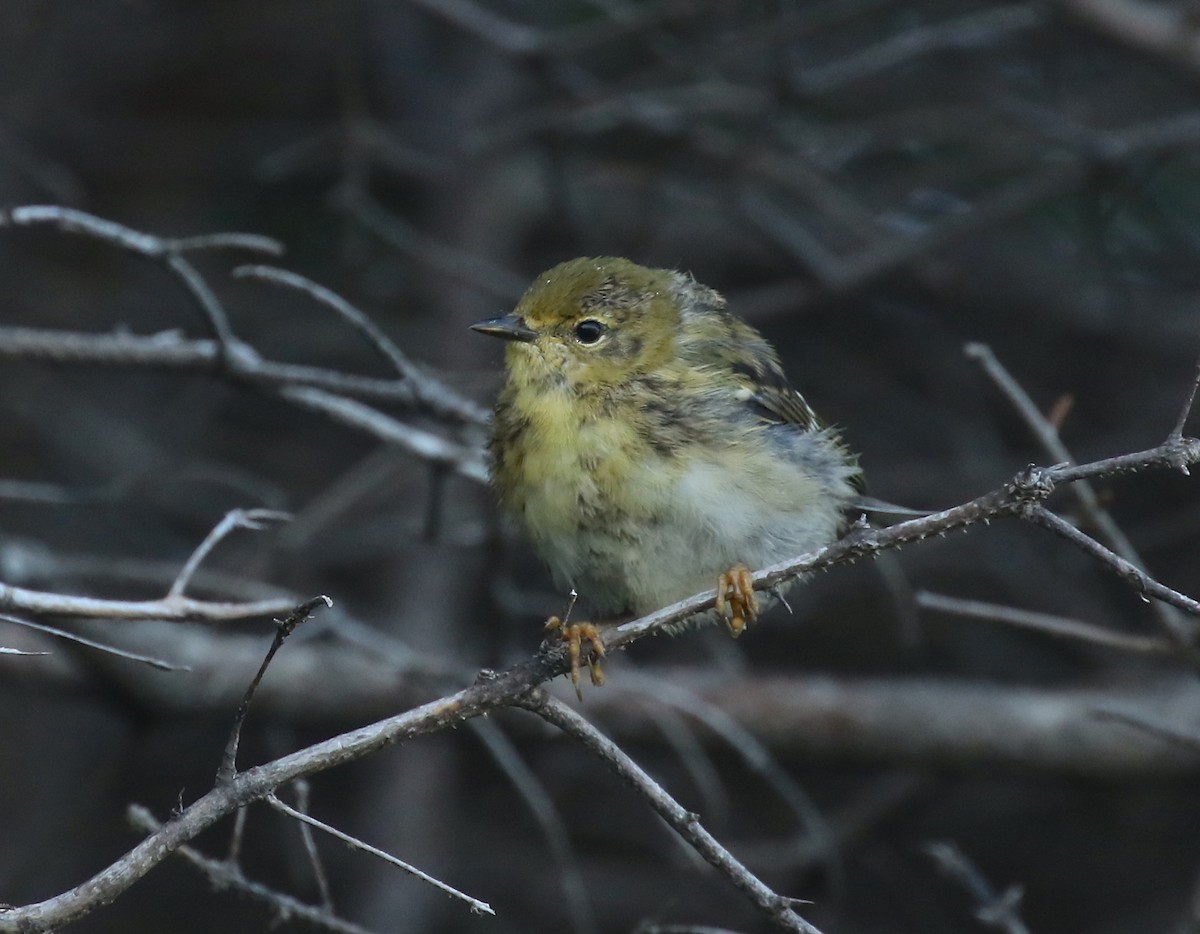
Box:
[793,5,1046,96]
[0,205,272,363]
[1023,505,1200,648]
[923,841,1031,934]
[915,591,1172,656]
[126,806,376,934]
[278,385,488,482]
[0,325,470,416]
[1091,706,1200,754]
[218,596,331,785]
[518,691,824,934]
[169,508,292,599]
[171,232,285,255]
[266,795,494,916]
[3,357,1200,930]
[0,613,189,671]
[966,341,1186,637]
[0,579,296,622]
[290,780,335,909]
[232,264,488,424]
[469,719,596,934]
[584,674,1200,778]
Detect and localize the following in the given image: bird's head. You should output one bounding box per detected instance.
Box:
[472,257,682,390]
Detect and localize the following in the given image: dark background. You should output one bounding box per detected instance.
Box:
[2,2,1200,932]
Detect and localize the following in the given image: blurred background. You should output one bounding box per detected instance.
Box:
[3,1,1200,932]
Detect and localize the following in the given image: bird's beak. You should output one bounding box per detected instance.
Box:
[470,313,537,343]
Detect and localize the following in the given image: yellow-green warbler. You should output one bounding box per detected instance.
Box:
[473,257,862,687]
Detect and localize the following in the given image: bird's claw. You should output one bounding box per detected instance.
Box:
[715,566,758,637]
[545,616,606,697]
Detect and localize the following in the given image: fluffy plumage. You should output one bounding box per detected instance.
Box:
[474,256,862,621]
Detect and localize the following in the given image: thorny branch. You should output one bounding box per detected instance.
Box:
[4,427,1200,932]
[4,207,1200,931]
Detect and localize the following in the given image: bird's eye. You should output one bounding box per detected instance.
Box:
[573,319,607,345]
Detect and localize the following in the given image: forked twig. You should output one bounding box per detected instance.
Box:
[517,690,824,934]
[169,508,292,599]
[127,806,374,934]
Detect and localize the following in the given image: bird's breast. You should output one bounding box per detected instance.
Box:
[494,386,674,529]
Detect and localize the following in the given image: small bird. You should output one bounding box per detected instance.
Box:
[473,257,862,689]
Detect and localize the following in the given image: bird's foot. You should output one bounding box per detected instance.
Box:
[715,566,758,637]
[545,617,606,697]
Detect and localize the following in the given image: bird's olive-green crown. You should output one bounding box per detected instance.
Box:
[474,256,825,432]
[500,257,683,383]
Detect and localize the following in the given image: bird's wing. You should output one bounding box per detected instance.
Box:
[722,331,823,432]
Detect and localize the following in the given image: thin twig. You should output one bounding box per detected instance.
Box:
[923,841,1031,934]
[793,5,1045,96]
[227,806,248,864]
[966,341,1185,637]
[0,205,267,366]
[469,718,596,934]
[915,591,1172,655]
[620,673,841,886]
[1022,505,1200,648]
[232,264,487,424]
[1091,706,1200,754]
[266,795,495,916]
[278,385,488,482]
[0,324,471,417]
[233,265,415,378]
[169,508,292,599]
[0,645,50,656]
[171,232,286,255]
[127,806,375,934]
[217,596,332,785]
[0,580,298,622]
[166,250,249,367]
[0,203,489,426]
[0,613,189,671]
[517,691,824,934]
[290,780,335,911]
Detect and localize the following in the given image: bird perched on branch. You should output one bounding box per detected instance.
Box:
[473,257,862,690]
